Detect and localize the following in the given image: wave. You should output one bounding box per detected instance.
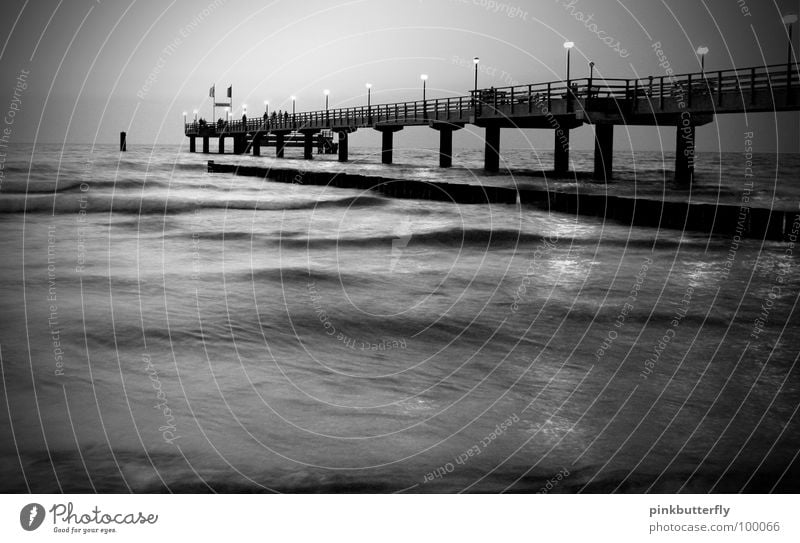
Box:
[0,194,388,215]
[1,176,175,195]
[160,223,714,251]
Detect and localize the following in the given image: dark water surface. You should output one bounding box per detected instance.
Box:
[0,143,798,492]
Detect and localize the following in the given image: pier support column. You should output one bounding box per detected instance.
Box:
[438,128,454,168]
[275,133,285,158]
[374,126,403,164]
[675,122,695,185]
[382,130,394,164]
[484,125,501,172]
[189,136,196,153]
[338,130,349,162]
[202,136,209,154]
[218,137,225,154]
[252,134,261,156]
[233,135,246,155]
[431,123,463,168]
[593,124,614,181]
[554,128,570,175]
[303,131,315,160]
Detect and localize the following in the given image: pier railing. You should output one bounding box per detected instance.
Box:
[475,62,796,116]
[185,63,797,136]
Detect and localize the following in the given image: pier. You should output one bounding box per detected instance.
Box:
[186,63,798,184]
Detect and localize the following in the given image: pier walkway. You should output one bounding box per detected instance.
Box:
[185,63,798,184]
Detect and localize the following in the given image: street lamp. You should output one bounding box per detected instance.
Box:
[324,89,330,111]
[264,100,269,116]
[563,41,574,84]
[242,104,247,118]
[784,14,797,91]
[785,14,798,66]
[291,96,296,115]
[421,74,428,102]
[696,46,709,73]
[473,57,480,94]
[589,61,595,79]
[366,83,372,107]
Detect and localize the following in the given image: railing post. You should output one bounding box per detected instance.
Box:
[633,79,639,112]
[528,85,532,113]
[625,79,630,111]
[547,82,552,110]
[687,73,692,108]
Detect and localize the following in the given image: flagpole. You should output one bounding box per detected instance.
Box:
[212,84,215,123]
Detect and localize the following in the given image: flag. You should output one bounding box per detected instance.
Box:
[209,85,215,98]
[227,85,232,98]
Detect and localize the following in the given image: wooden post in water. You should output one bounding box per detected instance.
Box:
[119,131,127,152]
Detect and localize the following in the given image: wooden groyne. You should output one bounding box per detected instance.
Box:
[206,161,799,241]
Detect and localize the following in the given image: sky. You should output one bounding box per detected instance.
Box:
[0,0,797,152]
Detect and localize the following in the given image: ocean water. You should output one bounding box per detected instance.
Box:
[0,143,798,493]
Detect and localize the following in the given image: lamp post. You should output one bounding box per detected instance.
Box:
[784,14,797,91]
[696,46,709,73]
[785,14,797,68]
[588,62,595,102]
[291,96,296,115]
[563,41,574,84]
[264,100,269,116]
[242,104,247,117]
[366,83,372,121]
[324,89,330,111]
[564,41,574,111]
[473,57,479,93]
[420,74,428,118]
